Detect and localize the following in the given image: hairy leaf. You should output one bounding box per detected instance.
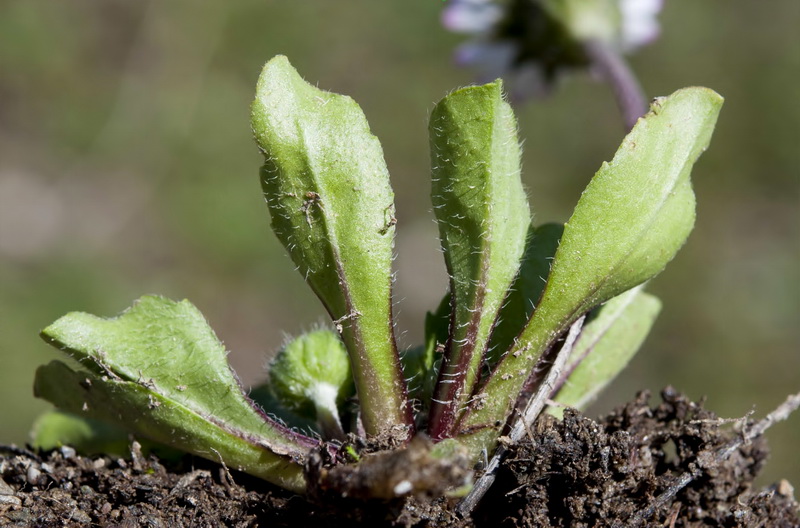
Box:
[251,56,410,436]
[458,87,723,449]
[428,81,530,439]
[37,295,315,493]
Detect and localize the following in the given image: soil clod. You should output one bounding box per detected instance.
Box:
[1,389,797,527]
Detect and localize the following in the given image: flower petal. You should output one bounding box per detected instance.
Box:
[442,0,504,34]
[619,0,663,49]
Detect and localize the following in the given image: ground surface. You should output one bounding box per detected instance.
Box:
[1,389,797,527]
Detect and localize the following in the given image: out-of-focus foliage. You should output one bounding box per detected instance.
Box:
[0,0,797,486]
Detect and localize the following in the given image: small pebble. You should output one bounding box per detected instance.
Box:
[0,477,15,495]
[93,458,106,470]
[71,508,92,524]
[732,507,750,520]
[40,462,54,474]
[60,445,77,459]
[777,479,795,498]
[26,466,41,485]
[5,507,31,522]
[0,494,22,508]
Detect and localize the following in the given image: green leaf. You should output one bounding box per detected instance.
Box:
[427,80,530,439]
[458,87,723,448]
[488,223,564,364]
[36,295,315,493]
[425,293,452,363]
[402,294,450,408]
[539,88,722,319]
[251,56,410,437]
[551,287,661,416]
[31,410,183,460]
[31,410,132,457]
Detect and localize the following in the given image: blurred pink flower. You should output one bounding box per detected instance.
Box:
[443,0,664,102]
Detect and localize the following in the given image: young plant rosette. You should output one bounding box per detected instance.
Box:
[33,56,722,500]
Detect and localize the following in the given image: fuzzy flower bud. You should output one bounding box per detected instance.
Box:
[269,330,355,440]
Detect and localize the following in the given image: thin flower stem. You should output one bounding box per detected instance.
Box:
[584,39,648,131]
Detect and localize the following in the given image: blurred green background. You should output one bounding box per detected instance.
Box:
[1,1,797,486]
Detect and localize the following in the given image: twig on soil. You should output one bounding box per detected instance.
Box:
[210,446,238,492]
[510,317,585,446]
[690,411,755,426]
[628,390,800,526]
[456,317,585,517]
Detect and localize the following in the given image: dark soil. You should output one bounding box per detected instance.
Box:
[1,388,797,527]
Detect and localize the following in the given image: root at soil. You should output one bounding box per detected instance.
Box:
[1,388,797,527]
